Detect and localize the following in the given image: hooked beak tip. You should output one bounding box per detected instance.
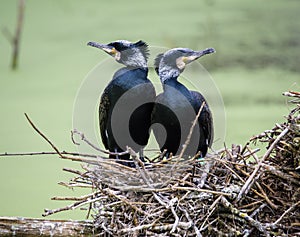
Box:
[87,41,98,47]
[87,41,109,50]
[203,47,216,55]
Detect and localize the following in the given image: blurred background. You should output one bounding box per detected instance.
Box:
[0,0,299,219]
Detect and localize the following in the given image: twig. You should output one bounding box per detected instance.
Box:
[120,222,156,233]
[273,200,300,226]
[255,182,278,209]
[104,188,149,216]
[128,146,171,210]
[177,101,206,161]
[262,163,300,186]
[51,196,89,201]
[250,203,267,218]
[129,147,185,233]
[62,167,85,176]
[179,205,202,237]
[159,149,167,161]
[128,147,153,185]
[283,91,300,98]
[236,127,289,203]
[239,200,264,210]
[120,221,192,233]
[170,203,179,233]
[51,191,101,202]
[109,184,231,197]
[0,151,98,158]
[72,129,129,156]
[171,186,231,196]
[58,181,93,189]
[24,113,63,157]
[199,218,218,233]
[199,195,222,231]
[221,196,270,236]
[43,196,103,217]
[196,157,214,189]
[101,222,114,236]
[51,196,96,201]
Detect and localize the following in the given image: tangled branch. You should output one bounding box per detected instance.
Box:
[1,91,299,236]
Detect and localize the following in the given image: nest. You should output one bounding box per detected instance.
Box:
[42,91,300,236]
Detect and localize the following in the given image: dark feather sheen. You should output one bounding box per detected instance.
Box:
[99,67,155,165]
[152,48,214,158]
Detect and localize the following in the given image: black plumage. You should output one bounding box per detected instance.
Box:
[88,40,155,166]
[151,47,215,158]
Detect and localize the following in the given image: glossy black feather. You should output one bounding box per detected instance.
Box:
[99,67,155,163]
[89,40,156,166]
[190,91,214,149]
[152,49,214,158]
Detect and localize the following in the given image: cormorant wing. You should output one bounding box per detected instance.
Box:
[99,90,110,149]
[191,91,214,148]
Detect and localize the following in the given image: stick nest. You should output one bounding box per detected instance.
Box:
[45,91,300,237]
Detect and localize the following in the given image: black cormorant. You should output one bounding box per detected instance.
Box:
[87,40,155,166]
[151,47,215,158]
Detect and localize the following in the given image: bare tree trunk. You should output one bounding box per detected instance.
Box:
[11,0,25,70]
[2,0,25,70]
[0,217,95,236]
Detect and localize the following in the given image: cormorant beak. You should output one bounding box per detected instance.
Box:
[184,48,216,64]
[87,41,120,60]
[176,48,215,70]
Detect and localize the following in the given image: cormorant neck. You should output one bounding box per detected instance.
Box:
[159,66,180,84]
[163,77,192,101]
[122,51,148,68]
[124,59,147,68]
[162,76,184,89]
[113,66,148,82]
[125,65,148,72]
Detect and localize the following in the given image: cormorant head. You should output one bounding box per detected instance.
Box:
[154,47,215,83]
[87,40,149,68]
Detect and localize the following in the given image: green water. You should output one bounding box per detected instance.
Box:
[0,0,299,219]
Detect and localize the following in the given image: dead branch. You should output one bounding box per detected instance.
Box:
[72,129,129,156]
[2,91,299,236]
[236,127,290,203]
[24,113,63,157]
[2,0,25,70]
[177,101,206,160]
[220,196,270,236]
[273,200,300,226]
[0,217,94,236]
[43,195,103,217]
[12,0,25,69]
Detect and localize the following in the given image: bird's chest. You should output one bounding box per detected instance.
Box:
[159,89,192,112]
[111,79,153,100]
[154,88,197,129]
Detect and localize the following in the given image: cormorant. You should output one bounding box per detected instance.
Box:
[87,40,155,166]
[151,47,215,158]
